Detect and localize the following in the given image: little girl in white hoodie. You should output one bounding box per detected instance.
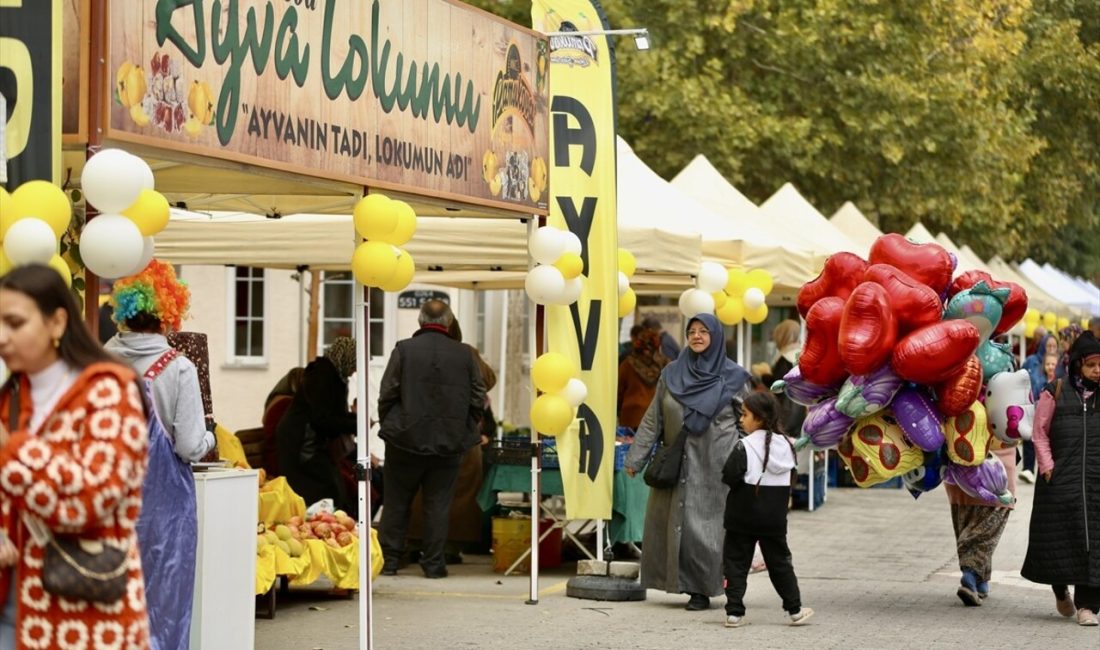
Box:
[721,391,813,628]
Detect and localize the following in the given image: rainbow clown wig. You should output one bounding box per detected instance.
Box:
[111,259,190,333]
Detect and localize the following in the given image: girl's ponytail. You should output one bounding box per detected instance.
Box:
[743,392,783,474]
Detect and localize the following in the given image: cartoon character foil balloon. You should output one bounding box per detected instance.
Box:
[891,387,945,452]
[903,449,946,499]
[944,453,1014,505]
[948,271,1028,337]
[773,365,841,407]
[977,339,1015,383]
[835,364,904,418]
[944,281,1010,343]
[802,396,854,449]
[985,370,1035,443]
[944,401,991,467]
[836,411,923,487]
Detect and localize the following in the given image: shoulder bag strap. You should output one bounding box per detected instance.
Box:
[144,349,179,381]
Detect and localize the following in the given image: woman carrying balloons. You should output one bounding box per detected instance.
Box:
[0,264,151,648]
[1022,332,1100,626]
[624,313,750,611]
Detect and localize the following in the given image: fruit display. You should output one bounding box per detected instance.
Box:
[256,511,359,557]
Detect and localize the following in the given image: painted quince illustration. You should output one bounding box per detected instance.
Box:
[482,149,502,196]
[185,80,216,137]
[528,156,548,202]
[117,61,150,125]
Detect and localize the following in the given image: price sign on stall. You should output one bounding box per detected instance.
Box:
[396,290,450,310]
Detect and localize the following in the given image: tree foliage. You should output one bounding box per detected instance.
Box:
[466,0,1100,277]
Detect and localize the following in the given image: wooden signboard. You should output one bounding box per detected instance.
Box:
[103,0,550,214]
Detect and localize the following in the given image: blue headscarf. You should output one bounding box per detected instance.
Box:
[662,313,749,434]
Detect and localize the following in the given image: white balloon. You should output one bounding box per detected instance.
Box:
[618,271,630,296]
[524,264,566,304]
[528,227,567,265]
[697,261,728,293]
[125,236,156,276]
[133,153,155,191]
[80,214,144,279]
[3,218,57,265]
[743,287,766,310]
[560,378,588,408]
[678,288,715,318]
[561,230,582,256]
[81,149,147,213]
[555,277,583,305]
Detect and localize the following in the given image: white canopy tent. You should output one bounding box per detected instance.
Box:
[1017,260,1099,316]
[985,256,1067,315]
[759,183,863,260]
[903,222,938,245]
[934,232,994,278]
[829,202,883,257]
[1043,264,1100,316]
[669,155,818,297]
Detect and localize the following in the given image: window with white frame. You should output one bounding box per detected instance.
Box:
[320,272,385,358]
[228,266,266,363]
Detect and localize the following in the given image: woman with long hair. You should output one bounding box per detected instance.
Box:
[0,263,151,648]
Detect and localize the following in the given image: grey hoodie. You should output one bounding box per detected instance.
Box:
[105,332,215,462]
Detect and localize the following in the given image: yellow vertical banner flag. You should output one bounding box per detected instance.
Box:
[532,0,618,520]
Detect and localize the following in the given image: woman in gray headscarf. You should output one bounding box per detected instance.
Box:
[624,313,750,611]
[276,337,359,516]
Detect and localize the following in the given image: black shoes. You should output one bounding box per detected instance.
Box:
[422,566,449,579]
[685,594,710,611]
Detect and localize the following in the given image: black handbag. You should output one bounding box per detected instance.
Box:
[643,426,688,489]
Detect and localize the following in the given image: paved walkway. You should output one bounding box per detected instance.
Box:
[255,481,1100,649]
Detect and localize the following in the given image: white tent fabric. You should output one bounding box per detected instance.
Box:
[759,183,863,259]
[934,233,994,278]
[985,256,1066,315]
[903,222,938,245]
[829,202,882,257]
[1017,259,1097,316]
[1041,264,1100,316]
[669,155,818,294]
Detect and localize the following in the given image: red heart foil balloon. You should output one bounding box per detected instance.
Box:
[892,320,981,385]
[934,355,983,416]
[863,264,943,333]
[948,270,1028,337]
[868,234,954,296]
[799,296,848,386]
[838,282,898,376]
[797,252,868,317]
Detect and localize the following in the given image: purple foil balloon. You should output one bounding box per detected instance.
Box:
[835,364,904,418]
[802,396,854,448]
[772,366,840,407]
[944,455,1013,505]
[892,387,946,452]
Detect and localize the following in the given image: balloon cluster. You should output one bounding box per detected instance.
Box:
[1022,308,1073,338]
[677,261,774,325]
[777,233,1034,505]
[1,181,76,285]
[617,248,637,318]
[529,352,587,436]
[524,226,584,306]
[80,149,169,279]
[350,194,417,291]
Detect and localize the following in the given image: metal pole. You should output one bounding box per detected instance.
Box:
[355,241,372,650]
[527,218,541,605]
[298,265,307,367]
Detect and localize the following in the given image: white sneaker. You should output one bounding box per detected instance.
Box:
[790,607,815,626]
[724,614,744,628]
[1018,470,1036,484]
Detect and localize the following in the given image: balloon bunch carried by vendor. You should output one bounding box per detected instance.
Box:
[774,233,1034,504]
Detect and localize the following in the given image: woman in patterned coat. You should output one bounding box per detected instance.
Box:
[0,264,150,649]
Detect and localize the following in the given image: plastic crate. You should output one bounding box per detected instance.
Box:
[541,439,559,469]
[487,437,531,466]
[615,443,631,470]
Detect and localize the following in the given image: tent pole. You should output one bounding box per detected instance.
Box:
[82,0,107,334]
[297,265,307,367]
[497,290,509,430]
[528,217,542,605]
[355,211,372,650]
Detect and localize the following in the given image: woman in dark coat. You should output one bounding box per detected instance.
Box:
[276,337,359,517]
[1022,332,1100,626]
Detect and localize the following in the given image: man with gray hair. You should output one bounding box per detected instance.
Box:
[377,299,486,578]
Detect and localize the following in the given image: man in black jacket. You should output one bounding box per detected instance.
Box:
[377,300,486,578]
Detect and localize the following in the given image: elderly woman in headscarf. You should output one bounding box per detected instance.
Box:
[618,328,669,430]
[624,313,750,611]
[276,337,359,517]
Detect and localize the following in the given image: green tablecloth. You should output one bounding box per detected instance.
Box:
[477,464,649,544]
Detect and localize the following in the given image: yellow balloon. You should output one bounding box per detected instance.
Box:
[1042,311,1057,330]
[618,248,636,278]
[532,352,575,394]
[47,254,72,287]
[11,181,72,238]
[1057,317,1069,331]
[378,200,417,246]
[618,288,637,318]
[711,291,728,309]
[351,241,399,287]
[745,268,774,295]
[554,252,584,280]
[725,267,748,296]
[353,194,397,241]
[0,249,11,276]
[745,303,769,325]
[379,248,415,292]
[716,297,744,325]
[1024,323,1037,339]
[121,189,170,236]
[1084,318,1091,330]
[1023,308,1040,325]
[530,394,574,436]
